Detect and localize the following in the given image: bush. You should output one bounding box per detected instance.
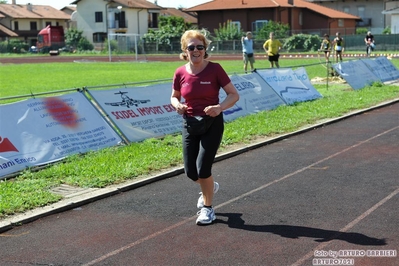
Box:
[77,37,94,51]
[284,34,320,52]
[0,39,29,53]
[255,21,290,41]
[356,28,368,35]
[214,20,244,41]
[382,27,391,34]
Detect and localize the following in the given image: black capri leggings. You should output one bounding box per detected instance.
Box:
[182,113,224,181]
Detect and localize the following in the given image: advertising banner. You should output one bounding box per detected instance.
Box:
[88,84,183,143]
[256,68,323,104]
[0,92,122,178]
[222,73,285,122]
[362,57,399,83]
[332,60,380,90]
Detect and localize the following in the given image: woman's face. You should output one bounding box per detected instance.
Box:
[186,38,205,63]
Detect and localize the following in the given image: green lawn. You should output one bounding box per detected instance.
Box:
[1,57,399,218]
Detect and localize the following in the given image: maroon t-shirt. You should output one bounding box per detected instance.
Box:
[172,62,231,116]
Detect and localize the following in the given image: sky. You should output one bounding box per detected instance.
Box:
[7,0,211,10]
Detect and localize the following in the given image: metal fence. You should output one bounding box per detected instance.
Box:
[141,34,399,55]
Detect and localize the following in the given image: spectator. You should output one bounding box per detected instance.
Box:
[241,31,255,73]
[263,32,282,68]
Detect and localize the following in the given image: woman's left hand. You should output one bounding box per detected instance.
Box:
[204,105,222,117]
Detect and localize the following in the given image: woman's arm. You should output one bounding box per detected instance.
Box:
[204,82,239,117]
[171,89,187,115]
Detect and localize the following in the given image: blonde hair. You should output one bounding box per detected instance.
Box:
[179,29,211,60]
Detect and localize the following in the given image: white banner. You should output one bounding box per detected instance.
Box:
[222,73,286,122]
[88,84,182,143]
[0,92,122,178]
[362,57,399,83]
[256,68,323,104]
[332,60,380,90]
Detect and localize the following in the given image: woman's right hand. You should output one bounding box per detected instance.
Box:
[176,103,188,115]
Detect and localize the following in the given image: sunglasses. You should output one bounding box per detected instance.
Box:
[187,45,205,51]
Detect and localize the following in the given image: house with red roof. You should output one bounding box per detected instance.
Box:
[306,0,395,32]
[0,1,71,46]
[186,0,360,35]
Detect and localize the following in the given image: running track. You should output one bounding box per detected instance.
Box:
[0,102,398,266]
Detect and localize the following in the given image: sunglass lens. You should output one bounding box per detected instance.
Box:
[187,45,204,51]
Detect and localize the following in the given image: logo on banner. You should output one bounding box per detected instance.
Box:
[0,136,19,153]
[280,86,309,96]
[44,97,79,128]
[104,91,151,108]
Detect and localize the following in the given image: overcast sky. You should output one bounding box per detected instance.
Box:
[9,0,211,10]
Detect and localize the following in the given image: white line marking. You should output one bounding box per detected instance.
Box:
[83,126,399,265]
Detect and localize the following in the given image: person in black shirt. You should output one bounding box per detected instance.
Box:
[333,32,344,62]
[364,31,375,56]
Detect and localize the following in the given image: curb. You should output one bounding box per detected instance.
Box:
[1,98,398,233]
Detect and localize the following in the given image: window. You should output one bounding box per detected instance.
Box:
[93,32,107,43]
[230,21,241,32]
[95,12,103,23]
[252,20,268,32]
[299,12,303,26]
[357,6,365,18]
[338,19,344,27]
[115,11,126,28]
[14,21,19,30]
[148,12,159,28]
[343,7,350,14]
[45,22,51,26]
[30,21,37,30]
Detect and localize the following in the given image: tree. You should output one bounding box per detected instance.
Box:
[214,20,243,41]
[255,21,290,40]
[0,1,8,4]
[65,28,93,51]
[143,16,193,45]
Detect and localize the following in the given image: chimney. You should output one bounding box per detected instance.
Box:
[27,3,33,12]
[12,0,16,4]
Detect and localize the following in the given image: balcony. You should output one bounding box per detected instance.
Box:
[108,19,128,29]
[356,18,371,27]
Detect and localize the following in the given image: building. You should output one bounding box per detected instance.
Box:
[306,0,399,33]
[159,7,197,27]
[70,0,162,48]
[186,0,360,35]
[0,1,70,46]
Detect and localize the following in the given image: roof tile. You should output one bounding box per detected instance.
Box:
[188,0,360,19]
[0,4,70,19]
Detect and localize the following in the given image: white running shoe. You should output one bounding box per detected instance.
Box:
[197,181,219,209]
[196,207,216,225]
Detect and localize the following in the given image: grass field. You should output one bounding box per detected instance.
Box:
[1,57,399,218]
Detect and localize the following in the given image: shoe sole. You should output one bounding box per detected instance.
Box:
[196,216,216,225]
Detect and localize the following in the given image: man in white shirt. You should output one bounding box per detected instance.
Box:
[241,31,255,73]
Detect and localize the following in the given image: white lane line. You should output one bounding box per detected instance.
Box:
[83,126,399,266]
[291,186,399,266]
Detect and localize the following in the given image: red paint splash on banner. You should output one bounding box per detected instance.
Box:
[0,136,19,153]
[44,97,79,128]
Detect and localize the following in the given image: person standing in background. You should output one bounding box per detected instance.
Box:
[171,29,239,225]
[319,34,331,63]
[263,32,282,68]
[333,32,344,63]
[365,31,375,57]
[241,31,255,73]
